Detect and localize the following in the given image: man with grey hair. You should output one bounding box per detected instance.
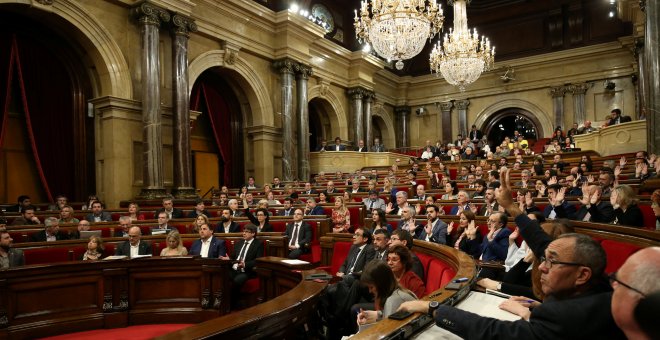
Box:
[114,216,132,237]
[610,247,660,340]
[386,191,409,216]
[228,198,244,217]
[397,205,422,239]
[515,170,531,188]
[30,217,68,242]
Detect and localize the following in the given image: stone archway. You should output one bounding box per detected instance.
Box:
[308,85,348,141]
[372,104,396,150]
[473,99,552,138]
[482,109,541,146]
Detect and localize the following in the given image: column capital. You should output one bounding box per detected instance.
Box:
[132,1,171,26]
[550,86,568,98]
[364,91,375,102]
[347,86,371,99]
[294,63,313,79]
[439,101,453,112]
[455,99,470,110]
[394,105,411,116]
[171,13,197,37]
[273,58,298,74]
[568,83,590,95]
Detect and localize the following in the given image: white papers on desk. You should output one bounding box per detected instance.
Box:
[280,259,310,265]
[103,255,127,260]
[413,291,522,340]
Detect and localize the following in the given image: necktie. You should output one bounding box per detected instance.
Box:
[238,241,249,262]
[290,223,299,246]
[369,201,374,210]
[349,247,364,274]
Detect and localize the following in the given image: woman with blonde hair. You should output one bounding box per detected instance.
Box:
[332,196,351,233]
[160,230,188,256]
[126,202,146,221]
[193,214,210,233]
[610,184,644,227]
[82,235,105,260]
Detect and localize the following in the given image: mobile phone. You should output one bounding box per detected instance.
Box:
[453,277,468,283]
[445,282,461,290]
[388,310,413,320]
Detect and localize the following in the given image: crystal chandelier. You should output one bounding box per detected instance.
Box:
[354,0,444,70]
[429,0,494,92]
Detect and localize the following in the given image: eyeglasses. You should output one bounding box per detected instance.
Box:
[390,236,400,241]
[539,256,585,269]
[609,272,646,297]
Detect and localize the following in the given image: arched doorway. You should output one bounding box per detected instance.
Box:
[308,97,333,151]
[190,69,245,190]
[0,9,94,203]
[483,108,542,146]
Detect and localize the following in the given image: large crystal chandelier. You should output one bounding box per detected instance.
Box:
[429,0,494,92]
[354,0,444,70]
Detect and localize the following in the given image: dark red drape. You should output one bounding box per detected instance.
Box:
[11,35,76,202]
[0,33,14,150]
[190,81,234,186]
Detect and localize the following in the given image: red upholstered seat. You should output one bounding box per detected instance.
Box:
[270,221,288,233]
[601,240,641,273]
[449,168,457,180]
[241,278,260,293]
[441,205,452,215]
[440,267,457,287]
[299,221,321,264]
[388,221,399,231]
[320,241,352,275]
[415,252,433,275]
[8,231,31,243]
[424,259,451,296]
[638,204,656,230]
[23,247,71,265]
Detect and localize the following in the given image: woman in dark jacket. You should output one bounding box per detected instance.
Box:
[610,185,644,228]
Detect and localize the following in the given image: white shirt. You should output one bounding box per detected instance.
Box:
[223,223,231,233]
[200,238,212,258]
[233,240,251,271]
[349,244,366,274]
[130,242,140,258]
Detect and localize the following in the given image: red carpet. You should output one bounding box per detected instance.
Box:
[40,324,193,340]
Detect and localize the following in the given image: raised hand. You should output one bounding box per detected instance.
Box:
[579,183,590,205]
[620,156,627,168]
[447,221,454,234]
[509,227,520,245]
[615,165,622,179]
[424,223,433,236]
[525,192,534,207]
[415,203,422,214]
[466,220,478,238]
[554,187,567,205]
[548,176,558,185]
[386,202,394,214]
[469,204,478,214]
[587,174,595,183]
[590,189,601,205]
[648,154,657,165]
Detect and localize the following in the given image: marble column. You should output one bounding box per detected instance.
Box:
[294,63,312,181]
[394,106,411,148]
[550,86,567,129]
[170,14,198,199]
[634,39,647,120]
[455,100,470,137]
[273,58,297,181]
[133,2,170,199]
[569,83,588,125]
[363,92,374,149]
[348,87,366,146]
[644,0,660,152]
[439,101,453,143]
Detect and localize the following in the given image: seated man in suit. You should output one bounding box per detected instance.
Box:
[5,195,32,213]
[450,191,472,215]
[479,212,512,261]
[187,199,210,218]
[189,223,226,258]
[228,199,245,218]
[316,139,328,152]
[279,197,294,217]
[304,198,325,216]
[155,198,184,220]
[418,205,448,245]
[397,206,423,239]
[355,139,368,152]
[0,227,24,269]
[336,227,375,279]
[363,190,386,212]
[227,224,263,307]
[85,201,112,223]
[543,184,576,220]
[116,226,152,258]
[286,209,312,259]
[302,182,318,195]
[10,205,41,225]
[31,217,68,242]
[113,216,131,237]
[330,137,345,151]
[573,184,614,223]
[478,188,500,217]
[215,209,240,233]
[371,137,385,152]
[150,212,171,235]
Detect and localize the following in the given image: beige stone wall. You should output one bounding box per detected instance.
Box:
[3,0,641,206]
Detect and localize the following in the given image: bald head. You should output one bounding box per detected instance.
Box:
[611,247,660,340]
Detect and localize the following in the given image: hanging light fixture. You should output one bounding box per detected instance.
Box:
[354,0,444,70]
[429,0,494,92]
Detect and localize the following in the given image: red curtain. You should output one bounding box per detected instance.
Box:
[190,80,234,186]
[0,34,76,202]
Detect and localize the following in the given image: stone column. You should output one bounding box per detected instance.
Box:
[133,2,170,199]
[634,39,647,120]
[439,101,453,143]
[455,100,470,137]
[363,92,374,149]
[347,87,366,146]
[294,63,312,181]
[644,1,660,152]
[394,106,411,148]
[273,58,297,181]
[569,83,589,125]
[170,14,198,198]
[550,86,567,129]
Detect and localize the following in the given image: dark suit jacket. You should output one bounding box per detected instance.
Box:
[231,209,245,218]
[215,221,240,233]
[612,204,644,228]
[479,227,512,261]
[469,129,483,141]
[302,189,318,195]
[187,210,211,218]
[115,240,152,257]
[397,220,424,239]
[305,206,325,216]
[231,238,263,275]
[434,291,625,340]
[189,237,227,258]
[574,201,614,223]
[371,144,385,152]
[286,221,313,252]
[155,208,184,219]
[329,144,346,151]
[6,248,24,268]
[417,218,448,245]
[338,244,376,275]
[85,212,112,222]
[450,204,471,216]
[543,201,577,220]
[10,217,40,226]
[355,146,368,152]
[279,208,294,217]
[30,230,69,242]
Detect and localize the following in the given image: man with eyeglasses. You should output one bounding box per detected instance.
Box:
[285,209,312,259]
[336,227,374,279]
[399,168,626,339]
[610,246,660,340]
[389,229,424,281]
